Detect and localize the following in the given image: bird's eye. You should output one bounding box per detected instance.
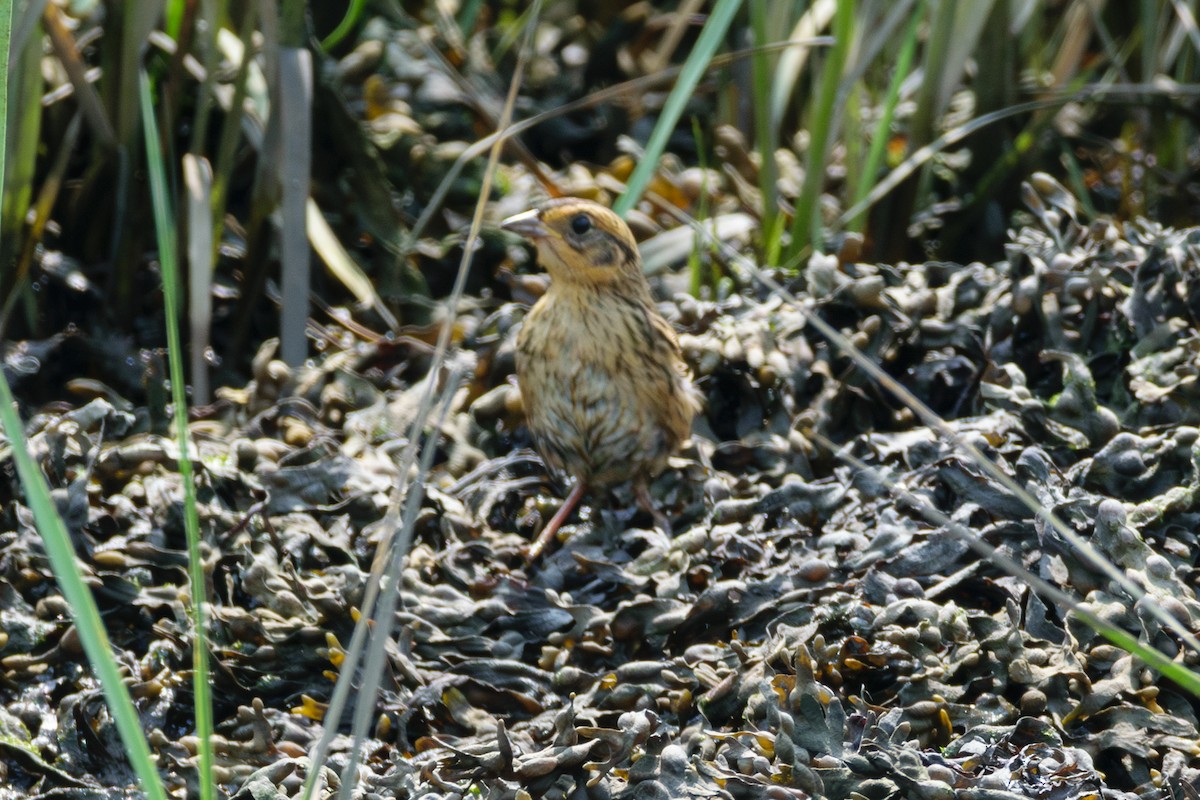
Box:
[570,214,592,235]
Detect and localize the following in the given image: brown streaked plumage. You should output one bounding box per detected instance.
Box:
[502,198,700,558]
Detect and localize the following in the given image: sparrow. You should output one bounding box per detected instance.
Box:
[502,198,701,558]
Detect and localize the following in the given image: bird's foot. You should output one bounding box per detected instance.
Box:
[634,480,672,537]
[525,480,587,562]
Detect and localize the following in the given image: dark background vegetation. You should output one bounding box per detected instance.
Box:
[5,1,1200,405]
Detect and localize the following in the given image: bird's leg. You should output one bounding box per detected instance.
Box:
[527,480,587,560]
[634,479,672,536]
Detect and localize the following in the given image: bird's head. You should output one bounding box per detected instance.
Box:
[502,198,645,290]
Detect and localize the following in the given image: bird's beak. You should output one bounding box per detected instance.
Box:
[501,208,552,240]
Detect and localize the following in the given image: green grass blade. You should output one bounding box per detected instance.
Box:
[785,0,854,259]
[164,0,185,38]
[457,0,485,37]
[139,68,215,800]
[1142,0,1158,83]
[750,1,782,264]
[910,0,953,147]
[612,0,741,216]
[320,0,367,52]
[1,10,41,312]
[848,0,921,233]
[1,0,11,224]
